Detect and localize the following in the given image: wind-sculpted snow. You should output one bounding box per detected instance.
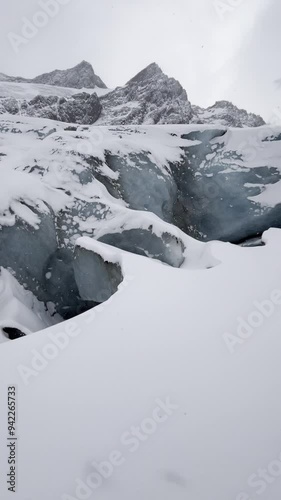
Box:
[0,114,280,328]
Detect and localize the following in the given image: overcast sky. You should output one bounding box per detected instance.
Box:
[0,0,280,121]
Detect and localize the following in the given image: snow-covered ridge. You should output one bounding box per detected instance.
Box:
[191,100,265,128]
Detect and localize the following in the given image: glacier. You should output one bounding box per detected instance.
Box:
[0,115,280,328]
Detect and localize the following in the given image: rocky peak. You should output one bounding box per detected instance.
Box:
[0,61,107,90]
[127,62,163,85]
[210,100,236,109]
[98,63,193,125]
[32,61,107,89]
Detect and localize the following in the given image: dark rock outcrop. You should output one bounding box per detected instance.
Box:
[0,92,102,125]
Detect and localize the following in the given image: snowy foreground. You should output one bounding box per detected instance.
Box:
[0,228,281,499]
[0,113,281,499]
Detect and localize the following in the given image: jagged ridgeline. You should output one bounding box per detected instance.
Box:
[0,61,265,127]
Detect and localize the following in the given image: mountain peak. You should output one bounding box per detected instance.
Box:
[75,60,95,72]
[33,61,107,89]
[127,63,163,85]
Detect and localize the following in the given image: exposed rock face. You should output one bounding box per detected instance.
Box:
[0,97,20,115]
[98,63,193,125]
[191,100,265,128]
[0,92,102,125]
[0,61,107,89]
[97,63,264,127]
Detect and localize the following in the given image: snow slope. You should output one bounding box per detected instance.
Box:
[0,229,281,499]
[0,81,111,100]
